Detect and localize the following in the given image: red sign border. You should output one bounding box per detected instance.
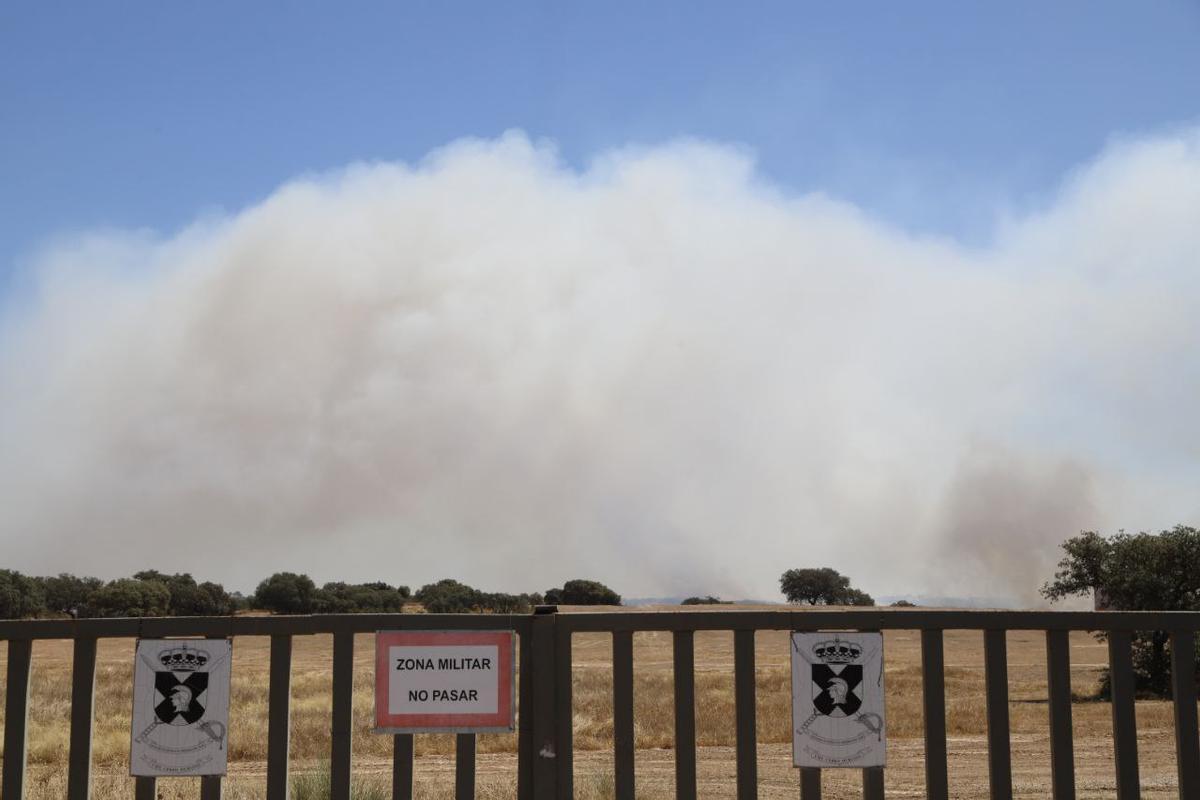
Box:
[374,630,515,733]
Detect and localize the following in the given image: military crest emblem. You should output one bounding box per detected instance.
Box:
[130,639,232,776]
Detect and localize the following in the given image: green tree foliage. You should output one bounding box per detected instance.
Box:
[316,581,408,613]
[478,592,536,613]
[779,567,874,606]
[359,581,411,599]
[543,579,621,606]
[88,578,172,618]
[0,569,46,619]
[416,579,479,612]
[254,572,319,614]
[414,580,536,613]
[1042,526,1200,697]
[35,573,102,615]
[842,588,875,606]
[134,571,235,616]
[681,596,729,605]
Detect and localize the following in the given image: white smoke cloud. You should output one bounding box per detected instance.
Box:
[2,129,1199,602]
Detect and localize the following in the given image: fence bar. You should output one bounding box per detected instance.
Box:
[1170,630,1200,799]
[201,774,223,800]
[734,628,758,800]
[530,612,558,800]
[7,609,1200,640]
[983,630,1012,800]
[800,767,821,799]
[673,630,697,800]
[1045,630,1076,800]
[518,629,533,800]
[330,630,355,800]
[456,733,476,800]
[921,629,949,800]
[66,636,98,800]
[1107,630,1140,800]
[133,776,156,800]
[613,629,636,800]
[2,638,32,800]
[555,624,574,798]
[550,609,1200,635]
[266,634,293,800]
[863,766,884,800]
[201,634,228,799]
[392,733,414,800]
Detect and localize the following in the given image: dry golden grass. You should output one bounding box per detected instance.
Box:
[0,606,1191,798]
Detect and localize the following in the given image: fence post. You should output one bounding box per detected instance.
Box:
[134,776,156,800]
[518,624,534,800]
[1170,630,1200,799]
[921,630,949,800]
[1108,630,1140,800]
[330,629,355,800]
[2,639,33,800]
[201,633,227,800]
[267,633,294,800]
[1045,629,1075,800]
[983,629,1012,800]
[613,629,636,800]
[67,636,98,800]
[531,606,559,800]
[555,613,574,798]
[673,630,697,800]
[734,629,758,800]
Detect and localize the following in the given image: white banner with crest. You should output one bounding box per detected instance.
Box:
[130,638,232,776]
[791,631,885,767]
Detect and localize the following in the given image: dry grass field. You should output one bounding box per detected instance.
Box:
[0,606,1191,798]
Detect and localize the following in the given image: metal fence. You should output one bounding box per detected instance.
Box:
[2,608,1199,799]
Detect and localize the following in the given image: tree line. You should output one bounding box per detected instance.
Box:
[8,524,1196,699]
[0,568,624,619]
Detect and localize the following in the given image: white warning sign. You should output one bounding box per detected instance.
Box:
[791,632,885,768]
[374,630,515,733]
[130,639,232,776]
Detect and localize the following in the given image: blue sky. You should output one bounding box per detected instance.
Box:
[3,1,1198,291]
[2,4,1200,597]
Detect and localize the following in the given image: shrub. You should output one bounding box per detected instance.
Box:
[88,578,172,618]
[36,573,102,616]
[254,572,319,614]
[544,579,621,606]
[133,571,235,616]
[316,581,407,613]
[416,579,480,613]
[0,569,46,619]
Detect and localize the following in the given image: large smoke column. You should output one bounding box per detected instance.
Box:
[1,130,1199,602]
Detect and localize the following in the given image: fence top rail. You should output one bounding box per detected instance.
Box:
[0,612,533,641]
[2,608,1199,641]
[552,608,1200,633]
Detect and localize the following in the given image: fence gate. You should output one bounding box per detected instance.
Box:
[2,608,1199,799]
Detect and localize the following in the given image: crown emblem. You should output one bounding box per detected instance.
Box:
[812,638,862,664]
[158,645,209,672]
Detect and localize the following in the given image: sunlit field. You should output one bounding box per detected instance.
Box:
[0,606,1189,798]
